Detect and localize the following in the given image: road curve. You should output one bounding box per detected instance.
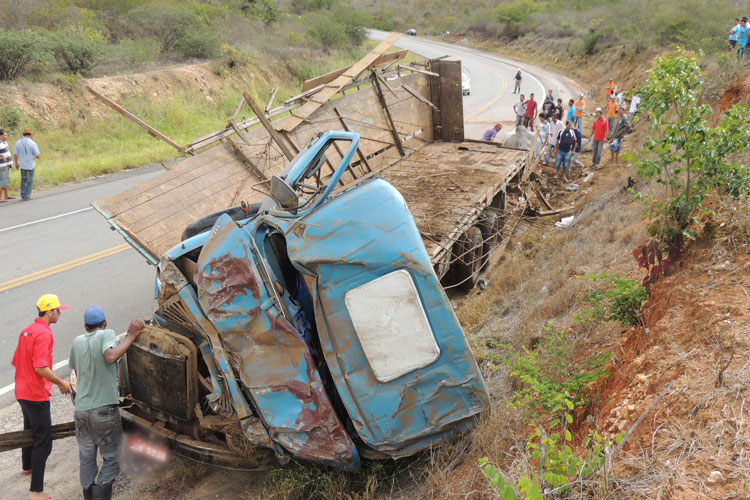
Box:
[0,34,580,407]
[369,30,583,140]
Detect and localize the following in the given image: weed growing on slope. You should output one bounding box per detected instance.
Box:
[577,273,647,326]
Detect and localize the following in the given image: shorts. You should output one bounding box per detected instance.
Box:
[609,138,622,153]
[731,39,738,48]
[0,165,9,187]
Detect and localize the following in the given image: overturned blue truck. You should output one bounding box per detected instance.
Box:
[93,39,529,470]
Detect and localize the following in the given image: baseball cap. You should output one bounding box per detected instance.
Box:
[36,294,69,312]
[23,129,31,135]
[84,306,106,326]
[595,107,602,112]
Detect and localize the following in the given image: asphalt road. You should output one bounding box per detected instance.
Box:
[0,33,581,408]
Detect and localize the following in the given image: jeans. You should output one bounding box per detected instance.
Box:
[20,168,35,199]
[592,140,605,165]
[515,115,524,126]
[545,144,555,165]
[571,151,583,168]
[607,118,615,133]
[574,116,582,130]
[555,149,572,174]
[19,400,52,493]
[74,405,123,488]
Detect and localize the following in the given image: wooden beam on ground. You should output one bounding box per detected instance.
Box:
[280,32,401,133]
[265,86,279,113]
[402,83,439,111]
[87,86,189,155]
[0,422,75,452]
[371,70,405,157]
[301,49,408,92]
[333,107,372,173]
[243,92,295,161]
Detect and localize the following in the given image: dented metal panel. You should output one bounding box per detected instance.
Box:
[194,214,359,469]
[278,178,490,456]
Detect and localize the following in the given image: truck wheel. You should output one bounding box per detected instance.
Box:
[480,209,500,249]
[181,202,261,241]
[446,225,484,291]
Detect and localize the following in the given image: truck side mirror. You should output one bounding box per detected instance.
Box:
[270,175,298,215]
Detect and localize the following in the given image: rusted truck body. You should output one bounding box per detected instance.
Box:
[93,37,529,469]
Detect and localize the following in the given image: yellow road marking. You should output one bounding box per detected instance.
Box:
[0,244,130,293]
[466,59,508,120]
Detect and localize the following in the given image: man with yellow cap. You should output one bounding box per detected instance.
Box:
[12,294,72,500]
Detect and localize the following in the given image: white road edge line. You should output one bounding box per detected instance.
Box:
[0,207,93,233]
[0,359,69,397]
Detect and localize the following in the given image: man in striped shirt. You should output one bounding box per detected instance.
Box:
[0,129,12,202]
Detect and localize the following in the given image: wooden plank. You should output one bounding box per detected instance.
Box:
[301,49,408,92]
[402,83,439,111]
[397,65,439,77]
[230,96,245,123]
[87,86,188,155]
[243,92,295,161]
[333,107,372,173]
[226,137,267,181]
[431,60,464,143]
[280,32,401,132]
[0,422,76,452]
[372,69,405,157]
[265,86,279,113]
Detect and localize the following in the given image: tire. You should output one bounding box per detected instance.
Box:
[444,225,484,291]
[181,202,261,241]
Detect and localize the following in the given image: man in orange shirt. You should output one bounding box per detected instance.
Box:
[606,78,616,101]
[12,294,72,500]
[573,93,585,130]
[606,97,619,135]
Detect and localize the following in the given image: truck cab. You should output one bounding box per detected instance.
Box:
[123,131,490,469]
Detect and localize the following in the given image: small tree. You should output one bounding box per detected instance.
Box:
[0,28,51,80]
[495,0,540,38]
[51,27,107,73]
[634,50,750,247]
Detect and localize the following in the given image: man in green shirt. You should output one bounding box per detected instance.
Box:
[69,307,143,500]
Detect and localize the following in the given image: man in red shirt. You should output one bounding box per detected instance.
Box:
[523,92,538,131]
[591,108,609,168]
[12,294,72,500]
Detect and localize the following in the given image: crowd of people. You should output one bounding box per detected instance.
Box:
[729,17,750,60]
[12,294,143,500]
[0,128,42,202]
[489,71,638,182]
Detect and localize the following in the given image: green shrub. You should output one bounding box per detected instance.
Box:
[0,106,22,132]
[578,273,647,327]
[112,37,161,67]
[582,30,604,56]
[174,28,220,59]
[125,5,204,52]
[0,28,51,80]
[307,15,348,51]
[495,0,540,38]
[51,27,107,73]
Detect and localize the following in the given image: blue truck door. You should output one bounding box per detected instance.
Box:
[194,213,359,469]
[284,178,490,457]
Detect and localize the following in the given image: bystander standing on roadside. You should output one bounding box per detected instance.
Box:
[546,89,555,103]
[514,94,527,126]
[524,93,538,131]
[0,128,13,202]
[628,88,641,120]
[482,122,503,142]
[610,107,632,165]
[574,93,585,130]
[605,78,615,103]
[12,294,72,500]
[69,307,144,500]
[737,17,749,60]
[554,98,564,120]
[545,114,564,166]
[606,96,618,135]
[542,95,555,121]
[566,99,576,124]
[614,88,625,107]
[513,68,522,94]
[554,120,577,182]
[14,129,41,201]
[534,114,550,159]
[729,18,740,49]
[570,125,584,171]
[591,108,608,169]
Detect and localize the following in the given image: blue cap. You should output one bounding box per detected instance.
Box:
[84,306,106,326]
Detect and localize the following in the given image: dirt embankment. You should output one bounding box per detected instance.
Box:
[0,61,285,127]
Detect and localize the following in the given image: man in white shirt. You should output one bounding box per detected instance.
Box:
[0,129,12,202]
[534,114,551,159]
[14,129,41,201]
[628,91,641,120]
[513,94,527,126]
[545,114,565,166]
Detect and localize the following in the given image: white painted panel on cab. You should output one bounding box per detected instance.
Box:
[344,269,440,382]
